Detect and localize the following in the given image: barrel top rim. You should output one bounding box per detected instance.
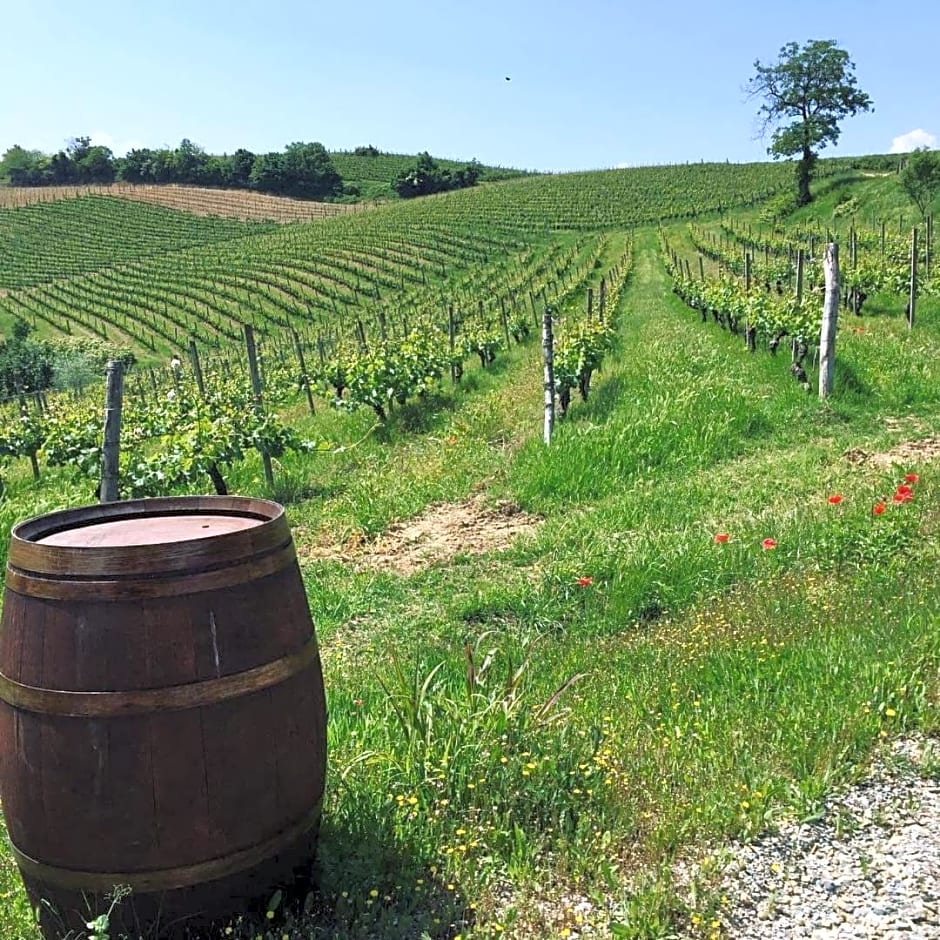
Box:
[10,496,286,552]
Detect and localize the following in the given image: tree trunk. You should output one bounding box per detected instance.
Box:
[797,147,815,205]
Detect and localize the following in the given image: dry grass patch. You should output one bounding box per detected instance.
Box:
[844,435,940,470]
[304,496,541,576]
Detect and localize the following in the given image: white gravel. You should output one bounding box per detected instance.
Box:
[713,736,940,939]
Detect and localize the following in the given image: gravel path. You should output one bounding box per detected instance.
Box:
[714,737,940,939]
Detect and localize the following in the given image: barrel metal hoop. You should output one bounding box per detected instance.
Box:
[0,638,321,717]
[5,541,296,601]
[9,799,322,893]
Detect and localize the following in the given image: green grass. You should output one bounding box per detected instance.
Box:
[0,171,938,939]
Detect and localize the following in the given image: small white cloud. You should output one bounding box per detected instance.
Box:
[890,128,937,154]
[89,131,146,156]
[615,161,631,169]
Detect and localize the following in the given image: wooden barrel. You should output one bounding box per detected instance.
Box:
[0,496,327,939]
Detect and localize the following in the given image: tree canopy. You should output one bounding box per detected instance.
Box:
[899,148,940,218]
[747,39,873,205]
[394,152,481,198]
[0,138,342,199]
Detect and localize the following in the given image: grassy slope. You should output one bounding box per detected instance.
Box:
[1,174,939,939]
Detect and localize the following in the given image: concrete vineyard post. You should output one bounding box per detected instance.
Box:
[908,227,917,330]
[542,308,555,446]
[819,244,839,400]
[100,360,125,503]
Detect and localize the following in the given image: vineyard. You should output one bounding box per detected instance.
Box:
[0,197,276,288]
[0,157,939,940]
[0,183,368,221]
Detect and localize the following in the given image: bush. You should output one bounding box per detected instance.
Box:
[758,191,799,224]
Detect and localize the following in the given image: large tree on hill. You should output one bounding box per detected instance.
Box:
[899,148,940,218]
[747,39,872,205]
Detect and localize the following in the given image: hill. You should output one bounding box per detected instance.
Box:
[328,149,531,200]
[0,155,938,940]
[0,182,369,221]
[0,158,804,358]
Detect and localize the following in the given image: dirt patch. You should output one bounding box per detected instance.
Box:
[305,496,541,576]
[844,436,940,469]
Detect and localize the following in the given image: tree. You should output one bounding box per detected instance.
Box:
[119,148,157,183]
[228,148,256,188]
[172,138,209,183]
[0,320,56,395]
[281,141,342,199]
[394,153,482,199]
[250,152,288,194]
[0,146,45,182]
[75,145,115,183]
[747,40,873,205]
[899,148,940,218]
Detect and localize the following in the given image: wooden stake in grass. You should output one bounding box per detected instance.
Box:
[292,328,316,414]
[100,359,124,503]
[542,306,555,446]
[244,324,274,487]
[819,243,839,400]
[908,227,918,331]
[188,338,205,397]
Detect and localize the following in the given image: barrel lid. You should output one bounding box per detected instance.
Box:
[37,514,262,548]
[7,497,290,579]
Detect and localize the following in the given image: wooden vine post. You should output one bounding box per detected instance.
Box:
[795,249,804,304]
[819,244,839,400]
[542,307,555,446]
[244,324,274,487]
[908,227,918,331]
[100,359,125,503]
[926,214,933,279]
[448,306,458,383]
[188,339,205,397]
[291,329,316,414]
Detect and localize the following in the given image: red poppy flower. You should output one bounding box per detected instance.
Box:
[761,538,777,550]
[827,494,844,505]
[904,473,919,483]
[873,502,887,515]
[893,490,914,503]
[896,484,913,496]
[576,576,593,587]
[713,533,730,544]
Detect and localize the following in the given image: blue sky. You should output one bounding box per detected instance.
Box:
[2,0,937,172]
